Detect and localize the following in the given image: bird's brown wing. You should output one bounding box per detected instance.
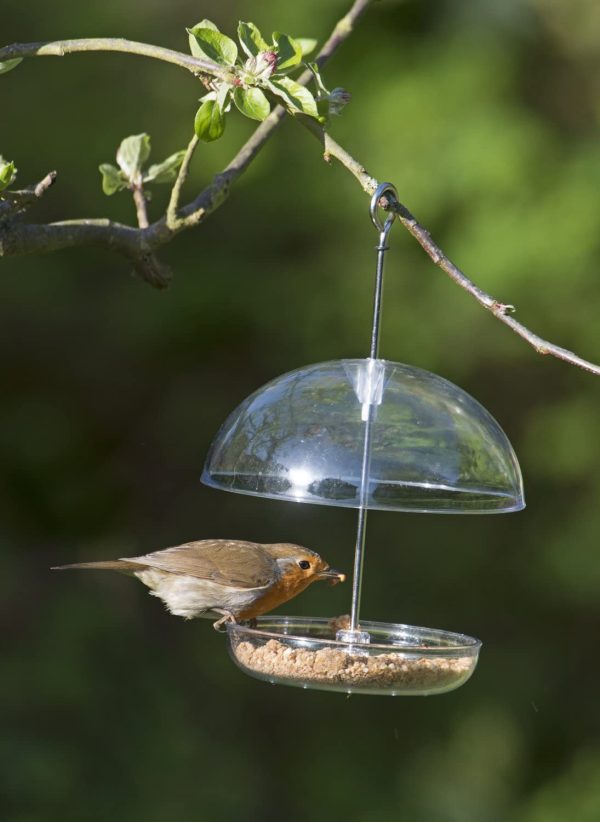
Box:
[122,540,276,589]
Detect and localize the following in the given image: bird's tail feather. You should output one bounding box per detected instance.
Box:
[51,560,142,572]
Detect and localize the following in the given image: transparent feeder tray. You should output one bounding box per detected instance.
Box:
[227,617,481,696]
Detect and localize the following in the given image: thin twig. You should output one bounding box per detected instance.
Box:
[0,38,229,79]
[309,128,600,377]
[0,170,57,219]
[131,186,149,229]
[314,0,371,67]
[388,199,600,376]
[166,134,199,230]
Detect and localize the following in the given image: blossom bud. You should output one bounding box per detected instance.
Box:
[328,87,351,115]
[246,50,278,82]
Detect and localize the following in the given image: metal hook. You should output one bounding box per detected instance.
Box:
[370,182,398,233]
[368,182,398,360]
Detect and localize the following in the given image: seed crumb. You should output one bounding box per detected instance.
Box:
[232,638,473,692]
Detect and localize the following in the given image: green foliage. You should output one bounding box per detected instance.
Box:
[0,57,22,75]
[194,99,226,141]
[296,38,317,58]
[267,76,319,117]
[237,21,269,57]
[98,163,127,195]
[187,23,238,66]
[271,32,303,71]
[0,156,17,191]
[116,133,151,181]
[233,86,270,121]
[189,19,348,139]
[143,151,187,184]
[516,749,600,822]
[99,134,185,194]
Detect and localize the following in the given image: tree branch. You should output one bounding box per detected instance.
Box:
[166,135,199,230]
[0,0,371,263]
[306,127,600,377]
[0,170,57,220]
[2,0,599,375]
[0,38,229,79]
[165,108,289,233]
[388,199,600,376]
[0,216,171,287]
[132,186,149,229]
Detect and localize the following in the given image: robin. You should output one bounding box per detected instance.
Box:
[53,539,345,629]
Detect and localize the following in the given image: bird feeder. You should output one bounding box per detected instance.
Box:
[202,183,524,695]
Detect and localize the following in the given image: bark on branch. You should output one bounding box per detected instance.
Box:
[0,38,228,79]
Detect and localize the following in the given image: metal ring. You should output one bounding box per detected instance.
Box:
[370,182,398,232]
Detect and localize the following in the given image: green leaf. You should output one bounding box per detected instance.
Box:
[215,82,231,111]
[267,77,318,117]
[238,22,269,58]
[143,150,186,184]
[272,32,302,71]
[296,38,318,57]
[187,25,238,66]
[188,18,218,57]
[194,99,226,142]
[0,158,17,191]
[98,163,128,195]
[0,58,23,76]
[191,18,219,31]
[233,87,270,121]
[116,133,151,181]
[316,98,330,124]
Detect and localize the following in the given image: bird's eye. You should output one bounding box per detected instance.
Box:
[298,560,311,570]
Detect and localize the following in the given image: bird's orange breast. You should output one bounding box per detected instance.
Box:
[237,572,315,620]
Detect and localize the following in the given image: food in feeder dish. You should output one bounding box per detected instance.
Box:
[228,617,481,696]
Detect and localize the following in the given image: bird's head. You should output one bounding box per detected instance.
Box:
[264,543,345,590]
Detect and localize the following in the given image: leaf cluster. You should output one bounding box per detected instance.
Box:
[99,134,185,196]
[0,156,17,193]
[189,19,349,142]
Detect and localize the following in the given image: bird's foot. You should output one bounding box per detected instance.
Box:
[212,610,237,632]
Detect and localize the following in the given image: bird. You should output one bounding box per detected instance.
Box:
[52,539,345,630]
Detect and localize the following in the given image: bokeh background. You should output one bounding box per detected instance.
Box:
[2,1,600,819]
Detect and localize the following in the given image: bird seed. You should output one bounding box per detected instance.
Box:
[232,638,473,693]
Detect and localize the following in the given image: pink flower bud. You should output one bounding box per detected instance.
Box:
[246,50,278,82]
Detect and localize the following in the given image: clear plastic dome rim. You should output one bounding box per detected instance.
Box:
[201,358,525,515]
[201,476,525,515]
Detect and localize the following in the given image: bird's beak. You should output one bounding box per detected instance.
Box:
[319,568,346,585]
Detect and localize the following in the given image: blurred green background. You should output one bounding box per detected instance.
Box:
[2,0,600,820]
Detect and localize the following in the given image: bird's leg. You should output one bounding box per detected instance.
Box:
[212,609,237,632]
